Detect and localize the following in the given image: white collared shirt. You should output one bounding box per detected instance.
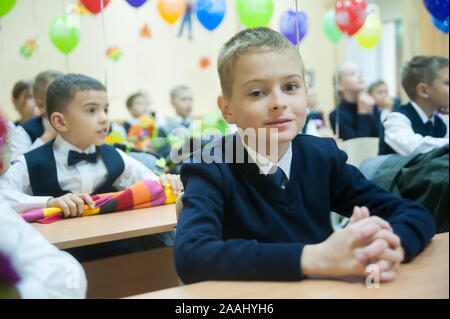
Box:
[383,101,449,156]
[9,117,51,162]
[237,133,292,183]
[0,202,87,298]
[0,134,158,213]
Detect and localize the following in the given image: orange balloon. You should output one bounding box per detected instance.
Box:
[157,0,185,24]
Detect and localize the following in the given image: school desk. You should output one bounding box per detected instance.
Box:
[32,204,177,249]
[33,204,179,298]
[126,232,449,299]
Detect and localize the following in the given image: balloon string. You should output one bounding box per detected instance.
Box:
[136,9,140,89]
[101,0,108,88]
[334,46,340,139]
[65,54,70,72]
[32,0,42,71]
[0,19,7,113]
[295,0,299,50]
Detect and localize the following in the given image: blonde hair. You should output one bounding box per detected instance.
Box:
[217,27,305,98]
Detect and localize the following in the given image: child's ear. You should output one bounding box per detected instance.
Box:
[416,82,430,99]
[217,96,235,124]
[50,112,67,132]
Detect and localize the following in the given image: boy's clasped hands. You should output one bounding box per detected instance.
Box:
[47,174,183,218]
[302,206,404,282]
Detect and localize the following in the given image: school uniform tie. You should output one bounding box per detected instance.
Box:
[67,150,98,166]
[424,120,433,133]
[269,166,286,188]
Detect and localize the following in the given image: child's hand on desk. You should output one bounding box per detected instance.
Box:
[47,193,94,218]
[160,174,184,195]
[348,206,405,281]
[302,206,403,281]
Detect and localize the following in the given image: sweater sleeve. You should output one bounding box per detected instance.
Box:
[328,138,435,262]
[330,107,380,140]
[174,162,304,284]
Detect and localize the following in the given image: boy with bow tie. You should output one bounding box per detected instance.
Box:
[0,73,183,218]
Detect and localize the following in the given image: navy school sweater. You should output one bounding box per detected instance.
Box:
[174,133,435,284]
[329,100,381,141]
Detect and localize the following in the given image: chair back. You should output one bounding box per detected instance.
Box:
[338,137,379,168]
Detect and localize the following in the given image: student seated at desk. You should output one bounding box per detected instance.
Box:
[10,79,40,126]
[174,28,435,284]
[9,70,63,162]
[0,113,86,299]
[379,55,449,155]
[0,74,183,261]
[329,62,381,141]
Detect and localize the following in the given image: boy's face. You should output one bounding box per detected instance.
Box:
[172,89,193,119]
[370,84,388,105]
[129,95,149,119]
[339,62,365,94]
[219,50,307,149]
[428,66,449,111]
[57,90,109,151]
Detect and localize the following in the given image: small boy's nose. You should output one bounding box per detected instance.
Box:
[270,93,287,111]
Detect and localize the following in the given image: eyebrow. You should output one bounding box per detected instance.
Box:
[241,74,302,88]
[83,102,109,107]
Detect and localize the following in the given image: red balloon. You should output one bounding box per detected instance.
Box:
[80,0,111,14]
[335,0,367,36]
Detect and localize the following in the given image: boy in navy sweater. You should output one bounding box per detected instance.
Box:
[379,55,449,155]
[174,28,435,284]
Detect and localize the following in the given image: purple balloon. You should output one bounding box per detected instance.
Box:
[423,0,449,22]
[126,0,147,8]
[280,9,308,45]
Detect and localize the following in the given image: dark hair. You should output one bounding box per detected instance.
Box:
[367,80,387,94]
[33,70,63,100]
[46,74,106,117]
[402,55,449,100]
[126,92,144,109]
[12,80,34,99]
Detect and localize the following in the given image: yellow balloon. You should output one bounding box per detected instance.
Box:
[355,14,382,49]
[157,0,185,24]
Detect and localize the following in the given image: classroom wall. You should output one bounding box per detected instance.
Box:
[0,0,344,123]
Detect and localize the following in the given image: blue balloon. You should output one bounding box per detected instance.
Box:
[195,0,226,31]
[431,15,449,33]
[279,9,308,45]
[423,0,449,22]
[126,0,147,8]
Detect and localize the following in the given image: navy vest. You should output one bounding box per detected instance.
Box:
[24,140,125,197]
[19,116,44,143]
[379,103,447,155]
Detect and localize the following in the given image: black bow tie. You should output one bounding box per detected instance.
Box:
[67,150,98,166]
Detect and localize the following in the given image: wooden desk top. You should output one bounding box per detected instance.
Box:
[33,204,177,249]
[127,233,449,299]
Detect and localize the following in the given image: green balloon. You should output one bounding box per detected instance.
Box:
[49,14,81,54]
[322,9,343,43]
[0,0,17,17]
[236,0,274,28]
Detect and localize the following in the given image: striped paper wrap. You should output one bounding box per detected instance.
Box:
[20,179,178,224]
